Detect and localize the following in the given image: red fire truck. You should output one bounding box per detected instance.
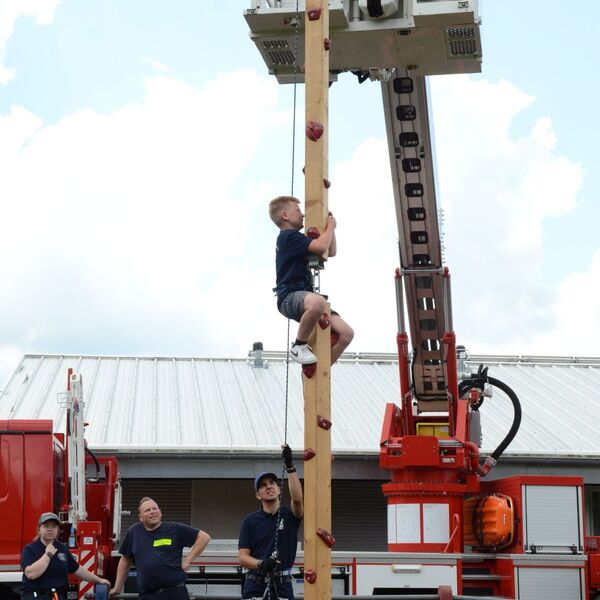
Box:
[0,369,121,599]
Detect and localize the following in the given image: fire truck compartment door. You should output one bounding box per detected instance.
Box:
[354,563,457,595]
[522,484,584,553]
[515,565,585,600]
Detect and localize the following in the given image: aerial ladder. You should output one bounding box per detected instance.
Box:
[61,370,122,599]
[246,2,591,598]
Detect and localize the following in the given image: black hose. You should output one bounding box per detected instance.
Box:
[459,366,522,463]
[486,375,522,461]
[85,445,101,480]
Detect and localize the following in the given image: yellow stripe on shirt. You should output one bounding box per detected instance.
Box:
[153,538,173,547]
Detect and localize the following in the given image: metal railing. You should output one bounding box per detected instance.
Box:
[88,594,505,600]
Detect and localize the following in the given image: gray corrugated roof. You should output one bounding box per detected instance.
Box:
[1,352,600,458]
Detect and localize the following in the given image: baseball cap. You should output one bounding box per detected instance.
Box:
[254,471,279,492]
[38,512,60,525]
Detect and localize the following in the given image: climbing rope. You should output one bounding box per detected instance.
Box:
[289,0,300,198]
[283,319,291,444]
[282,0,300,449]
[266,4,301,600]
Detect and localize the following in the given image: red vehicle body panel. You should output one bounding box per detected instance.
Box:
[0,420,59,566]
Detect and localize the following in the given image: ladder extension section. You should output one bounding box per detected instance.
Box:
[382,70,449,409]
[66,372,88,526]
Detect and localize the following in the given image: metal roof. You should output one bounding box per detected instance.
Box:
[1,352,600,458]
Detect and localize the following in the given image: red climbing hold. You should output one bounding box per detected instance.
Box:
[319,314,330,329]
[305,569,317,584]
[324,37,331,50]
[306,121,324,141]
[304,448,316,461]
[307,9,321,21]
[317,528,336,548]
[317,415,332,430]
[302,363,316,378]
[306,226,320,239]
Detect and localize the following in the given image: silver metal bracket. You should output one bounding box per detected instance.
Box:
[310,264,321,294]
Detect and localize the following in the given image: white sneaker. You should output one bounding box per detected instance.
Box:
[290,343,317,365]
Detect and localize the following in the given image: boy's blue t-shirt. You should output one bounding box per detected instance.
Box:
[119,521,198,594]
[275,229,312,306]
[21,539,79,591]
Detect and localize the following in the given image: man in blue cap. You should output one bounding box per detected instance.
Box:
[238,445,303,600]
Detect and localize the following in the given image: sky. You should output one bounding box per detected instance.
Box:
[0,1,599,388]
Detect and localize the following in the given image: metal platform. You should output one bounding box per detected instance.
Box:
[244,0,481,82]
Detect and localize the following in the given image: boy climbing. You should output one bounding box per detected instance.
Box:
[269,195,354,365]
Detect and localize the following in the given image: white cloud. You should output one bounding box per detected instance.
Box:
[327,137,399,353]
[427,75,584,353]
[0,105,42,161]
[144,57,169,74]
[0,69,287,382]
[265,75,593,361]
[0,345,22,391]
[277,75,589,361]
[0,0,60,84]
[0,68,597,387]
[523,249,600,357]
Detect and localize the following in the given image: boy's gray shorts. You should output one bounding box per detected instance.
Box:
[278,291,339,323]
[279,291,308,322]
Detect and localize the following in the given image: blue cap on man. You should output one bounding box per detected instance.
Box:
[254,471,279,492]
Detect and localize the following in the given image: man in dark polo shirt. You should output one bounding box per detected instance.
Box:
[109,497,211,599]
[238,445,303,600]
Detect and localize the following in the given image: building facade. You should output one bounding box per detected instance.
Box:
[2,351,600,550]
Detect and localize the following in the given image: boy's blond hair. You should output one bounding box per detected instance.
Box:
[269,195,299,227]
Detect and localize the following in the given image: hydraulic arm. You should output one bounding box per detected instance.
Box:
[382,70,451,411]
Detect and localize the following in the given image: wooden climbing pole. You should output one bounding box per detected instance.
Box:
[302,2,333,600]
